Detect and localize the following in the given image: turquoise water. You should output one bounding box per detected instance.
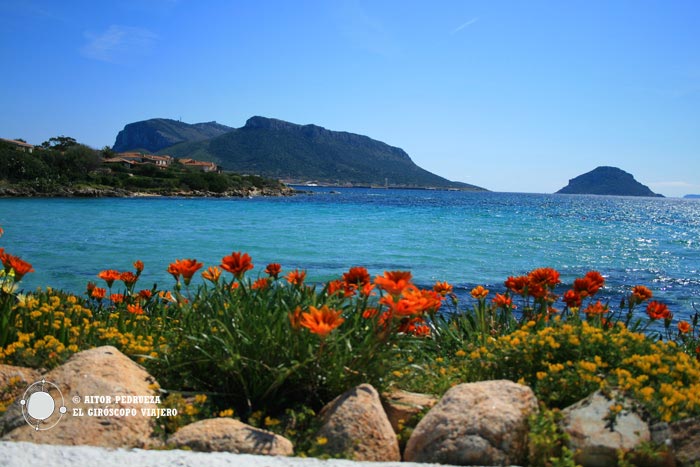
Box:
[1,188,699,320]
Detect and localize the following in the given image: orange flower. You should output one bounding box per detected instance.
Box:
[220,252,254,279]
[471,285,489,300]
[168,259,203,285]
[138,289,152,300]
[201,266,222,283]
[631,285,653,305]
[288,306,303,329]
[158,290,176,303]
[528,267,561,289]
[230,281,240,291]
[265,263,282,279]
[563,290,582,308]
[120,271,138,288]
[86,282,96,295]
[647,301,671,320]
[362,307,378,319]
[286,269,306,286]
[380,295,422,316]
[91,287,106,300]
[433,281,453,297]
[252,278,269,290]
[398,317,431,337]
[299,305,345,337]
[110,293,124,304]
[127,303,145,315]
[584,300,608,317]
[584,271,605,294]
[380,286,441,316]
[573,271,604,298]
[505,275,529,295]
[343,267,371,287]
[3,254,34,281]
[98,269,121,288]
[492,293,513,308]
[361,282,376,296]
[678,321,691,334]
[375,271,413,296]
[133,260,144,274]
[326,279,346,296]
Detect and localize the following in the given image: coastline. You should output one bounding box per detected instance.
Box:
[0,184,297,199]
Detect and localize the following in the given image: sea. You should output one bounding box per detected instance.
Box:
[1,188,699,322]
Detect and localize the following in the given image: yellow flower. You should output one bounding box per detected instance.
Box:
[316,436,328,446]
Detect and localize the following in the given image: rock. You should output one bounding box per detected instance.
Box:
[561,390,650,467]
[315,383,400,461]
[0,365,43,434]
[1,346,160,448]
[168,418,293,455]
[0,365,42,394]
[404,380,537,466]
[381,388,438,433]
[667,416,700,466]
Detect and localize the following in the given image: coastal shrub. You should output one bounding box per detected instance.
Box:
[157,257,439,417]
[392,268,700,423]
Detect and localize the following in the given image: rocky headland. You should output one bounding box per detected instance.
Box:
[556,166,662,197]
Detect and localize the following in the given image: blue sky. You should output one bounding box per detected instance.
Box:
[1,0,699,196]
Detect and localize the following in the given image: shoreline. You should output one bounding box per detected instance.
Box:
[0,185,297,199]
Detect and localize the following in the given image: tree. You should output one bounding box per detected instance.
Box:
[40,135,77,151]
[101,146,115,158]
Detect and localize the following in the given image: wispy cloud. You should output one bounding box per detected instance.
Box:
[451,17,479,35]
[81,25,158,64]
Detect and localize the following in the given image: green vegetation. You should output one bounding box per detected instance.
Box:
[157,116,484,189]
[0,140,287,195]
[1,246,699,464]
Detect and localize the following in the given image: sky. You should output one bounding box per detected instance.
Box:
[1,0,699,197]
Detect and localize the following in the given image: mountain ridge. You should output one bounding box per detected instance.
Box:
[112,118,233,153]
[114,116,486,190]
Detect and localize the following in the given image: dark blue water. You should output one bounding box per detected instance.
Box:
[1,189,698,320]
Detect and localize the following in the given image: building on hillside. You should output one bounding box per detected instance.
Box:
[178,158,220,173]
[112,152,173,167]
[1,138,35,153]
[102,157,139,169]
[141,154,173,167]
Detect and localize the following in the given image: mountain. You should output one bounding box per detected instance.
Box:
[157,116,485,190]
[684,194,700,199]
[113,119,233,153]
[556,166,662,197]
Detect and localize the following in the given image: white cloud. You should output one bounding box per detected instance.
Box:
[81,25,158,63]
[451,17,478,35]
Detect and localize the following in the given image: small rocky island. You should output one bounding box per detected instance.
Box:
[556,166,663,197]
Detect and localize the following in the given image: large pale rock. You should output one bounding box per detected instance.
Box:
[382,388,438,434]
[404,380,537,466]
[315,383,400,461]
[0,365,43,435]
[561,390,650,467]
[168,418,293,455]
[1,346,160,448]
[0,365,42,391]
